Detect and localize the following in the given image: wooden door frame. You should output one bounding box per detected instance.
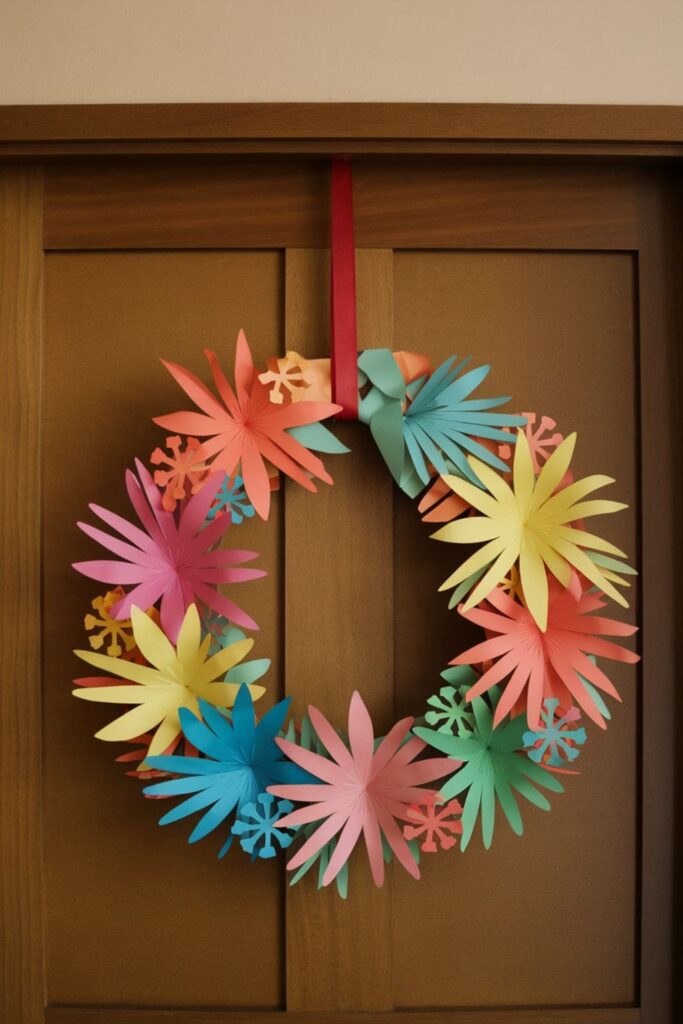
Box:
[1,104,681,1024]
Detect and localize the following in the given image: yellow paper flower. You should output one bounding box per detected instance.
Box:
[433,429,629,630]
[73,603,265,756]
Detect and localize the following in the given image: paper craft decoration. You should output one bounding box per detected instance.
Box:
[144,684,310,855]
[72,331,639,896]
[453,579,638,728]
[73,604,265,757]
[433,428,629,630]
[269,691,455,886]
[415,685,564,850]
[523,698,587,770]
[153,330,344,519]
[73,460,264,642]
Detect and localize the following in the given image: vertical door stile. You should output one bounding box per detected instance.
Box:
[283,248,396,1012]
[0,166,45,1024]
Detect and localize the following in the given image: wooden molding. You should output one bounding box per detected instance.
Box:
[1,103,683,158]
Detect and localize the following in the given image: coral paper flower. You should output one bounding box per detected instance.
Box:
[454,581,639,729]
[73,459,264,643]
[269,691,456,888]
[73,604,264,757]
[433,428,630,630]
[153,329,342,519]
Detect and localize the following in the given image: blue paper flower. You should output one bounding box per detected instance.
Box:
[523,698,587,767]
[144,685,314,856]
[205,474,255,525]
[232,793,296,859]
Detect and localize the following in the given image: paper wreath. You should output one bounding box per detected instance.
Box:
[72,329,639,895]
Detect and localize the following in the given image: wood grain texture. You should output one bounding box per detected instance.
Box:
[392,251,639,1008]
[42,252,285,1008]
[43,160,639,252]
[0,166,45,1022]
[635,170,681,1024]
[1,100,682,143]
[45,1006,641,1024]
[284,249,395,1012]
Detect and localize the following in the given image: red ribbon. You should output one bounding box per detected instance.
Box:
[330,157,358,420]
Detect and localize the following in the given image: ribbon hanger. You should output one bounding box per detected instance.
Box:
[330,157,359,420]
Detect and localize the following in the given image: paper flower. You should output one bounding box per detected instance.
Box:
[433,428,630,630]
[403,799,463,852]
[232,794,296,859]
[84,588,137,657]
[144,685,310,855]
[153,329,343,519]
[453,581,638,728]
[523,698,587,768]
[424,665,477,736]
[269,691,455,887]
[415,688,564,850]
[73,459,264,642]
[206,473,255,524]
[360,350,525,498]
[150,435,211,511]
[73,604,264,757]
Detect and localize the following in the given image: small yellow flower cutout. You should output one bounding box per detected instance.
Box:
[432,429,630,631]
[73,603,265,757]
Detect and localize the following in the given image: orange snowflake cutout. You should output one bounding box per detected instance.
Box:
[499,412,563,473]
[403,798,463,853]
[258,351,314,405]
[150,435,211,511]
[84,588,136,658]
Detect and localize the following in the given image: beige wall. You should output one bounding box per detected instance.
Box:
[1,0,682,105]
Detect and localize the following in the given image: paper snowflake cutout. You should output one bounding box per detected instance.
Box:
[84,588,136,657]
[498,412,563,472]
[232,793,296,859]
[523,698,587,767]
[403,799,463,852]
[206,473,255,525]
[424,666,477,736]
[258,352,313,405]
[150,435,211,511]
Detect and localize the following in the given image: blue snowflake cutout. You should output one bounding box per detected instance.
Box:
[232,793,296,860]
[205,474,255,525]
[523,698,587,768]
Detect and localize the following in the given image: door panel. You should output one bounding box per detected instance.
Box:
[392,252,638,1007]
[2,155,676,1023]
[43,251,285,1007]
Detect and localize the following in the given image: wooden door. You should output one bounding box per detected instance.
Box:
[1,151,678,1024]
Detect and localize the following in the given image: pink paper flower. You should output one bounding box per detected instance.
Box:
[73,460,265,643]
[153,330,342,519]
[269,691,456,888]
[453,579,639,729]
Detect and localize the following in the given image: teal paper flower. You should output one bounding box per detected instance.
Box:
[358,349,526,497]
[415,687,563,850]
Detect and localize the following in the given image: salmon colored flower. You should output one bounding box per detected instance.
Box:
[154,330,342,519]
